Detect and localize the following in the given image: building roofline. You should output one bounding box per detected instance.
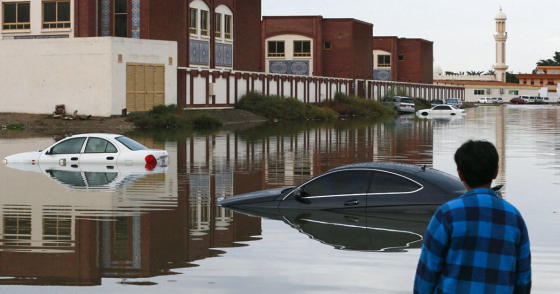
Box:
[262,16,373,27]
[517,74,560,78]
[373,36,433,43]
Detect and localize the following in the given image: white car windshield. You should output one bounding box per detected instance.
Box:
[116,136,148,151]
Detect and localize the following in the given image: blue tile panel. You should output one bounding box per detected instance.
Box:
[269,60,310,76]
[190,40,210,66]
[131,0,141,39]
[373,69,391,81]
[101,0,110,36]
[215,43,233,67]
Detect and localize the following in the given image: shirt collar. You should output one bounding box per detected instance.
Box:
[460,188,498,198]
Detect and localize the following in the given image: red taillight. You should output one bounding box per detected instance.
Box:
[145,155,157,170]
[400,104,406,107]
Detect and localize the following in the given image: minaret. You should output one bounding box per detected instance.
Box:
[494,7,508,82]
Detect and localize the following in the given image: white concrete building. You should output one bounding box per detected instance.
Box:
[434,80,539,103]
[0,37,177,116]
[1,0,75,40]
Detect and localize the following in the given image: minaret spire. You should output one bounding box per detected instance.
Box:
[493,7,509,82]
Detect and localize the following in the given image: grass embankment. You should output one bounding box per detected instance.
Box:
[1,123,26,130]
[235,92,394,122]
[127,104,223,129]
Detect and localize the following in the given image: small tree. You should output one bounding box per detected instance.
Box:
[537,52,560,66]
[467,71,484,76]
[506,72,519,84]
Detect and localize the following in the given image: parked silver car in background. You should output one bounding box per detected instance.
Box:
[446,98,463,109]
[382,96,416,113]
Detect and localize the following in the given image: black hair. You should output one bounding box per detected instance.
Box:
[454,140,499,188]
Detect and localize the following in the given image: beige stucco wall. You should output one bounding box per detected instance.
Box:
[465,86,539,102]
[0,37,177,116]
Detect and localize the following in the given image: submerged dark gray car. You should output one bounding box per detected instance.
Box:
[220,162,467,214]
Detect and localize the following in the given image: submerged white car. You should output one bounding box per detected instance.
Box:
[416,105,466,116]
[3,134,168,170]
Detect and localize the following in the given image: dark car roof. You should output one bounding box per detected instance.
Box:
[327,162,465,192]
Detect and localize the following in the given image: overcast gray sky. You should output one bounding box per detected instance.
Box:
[262,0,560,74]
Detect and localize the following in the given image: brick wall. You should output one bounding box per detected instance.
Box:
[373,36,399,81]
[397,39,433,84]
[322,19,352,78]
[232,0,261,72]
[373,37,433,84]
[352,20,373,80]
[263,17,372,79]
[262,16,322,75]
[148,0,188,67]
[74,0,97,37]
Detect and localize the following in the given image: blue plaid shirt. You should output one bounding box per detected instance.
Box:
[414,188,531,294]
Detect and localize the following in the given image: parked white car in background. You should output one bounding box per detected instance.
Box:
[416,105,466,116]
[478,97,492,104]
[3,134,169,170]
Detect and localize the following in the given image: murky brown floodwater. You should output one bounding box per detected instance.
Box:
[0,105,558,293]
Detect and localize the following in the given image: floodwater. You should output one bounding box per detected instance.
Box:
[0,105,558,293]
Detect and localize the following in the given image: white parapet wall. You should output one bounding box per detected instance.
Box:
[0,37,177,117]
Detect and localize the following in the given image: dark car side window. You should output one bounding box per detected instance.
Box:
[50,138,87,154]
[85,138,118,153]
[302,171,373,197]
[433,106,450,110]
[85,172,118,186]
[48,170,86,187]
[369,171,422,193]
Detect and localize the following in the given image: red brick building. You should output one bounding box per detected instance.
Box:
[261,16,373,79]
[73,0,261,71]
[373,37,433,84]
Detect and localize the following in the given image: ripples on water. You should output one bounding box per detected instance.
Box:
[0,105,558,292]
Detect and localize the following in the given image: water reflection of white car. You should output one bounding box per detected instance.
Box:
[3,134,168,170]
[416,105,466,117]
[5,161,168,191]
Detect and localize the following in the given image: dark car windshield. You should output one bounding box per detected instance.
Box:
[116,136,148,151]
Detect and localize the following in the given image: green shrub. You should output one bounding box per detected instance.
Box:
[413,98,431,111]
[192,113,223,127]
[320,92,394,117]
[236,92,337,122]
[127,104,222,129]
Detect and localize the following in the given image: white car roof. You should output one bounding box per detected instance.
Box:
[69,134,123,139]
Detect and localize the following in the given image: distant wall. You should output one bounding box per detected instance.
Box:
[0,37,177,116]
[179,68,465,107]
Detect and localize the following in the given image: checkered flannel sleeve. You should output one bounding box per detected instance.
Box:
[414,207,450,294]
[514,215,531,294]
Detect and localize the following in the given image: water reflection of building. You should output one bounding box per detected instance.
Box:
[0,120,434,285]
[0,136,261,285]
[184,119,434,198]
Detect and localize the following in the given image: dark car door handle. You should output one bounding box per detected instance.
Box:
[344,200,360,206]
[107,157,114,160]
[71,157,79,161]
